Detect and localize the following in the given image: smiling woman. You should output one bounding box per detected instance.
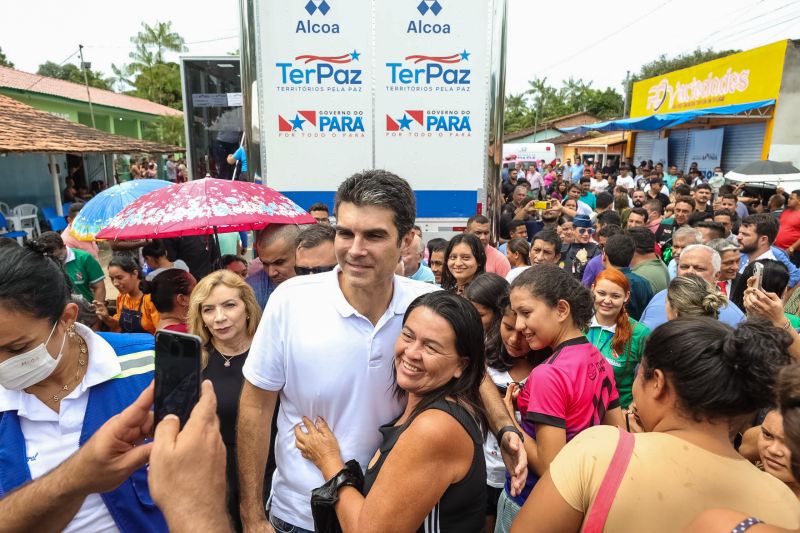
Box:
[188,269,262,531]
[441,233,486,295]
[294,291,488,532]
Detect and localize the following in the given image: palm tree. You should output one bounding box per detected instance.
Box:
[131,21,187,65]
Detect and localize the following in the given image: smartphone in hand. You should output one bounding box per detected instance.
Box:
[752,262,764,292]
[154,330,202,428]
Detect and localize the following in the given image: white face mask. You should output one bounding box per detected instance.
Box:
[0,321,68,390]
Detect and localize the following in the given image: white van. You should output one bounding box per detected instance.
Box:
[503,142,557,165]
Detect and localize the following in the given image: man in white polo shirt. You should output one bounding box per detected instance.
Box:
[237,170,525,532]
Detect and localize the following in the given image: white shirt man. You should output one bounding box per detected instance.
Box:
[237,172,524,532]
[616,169,635,191]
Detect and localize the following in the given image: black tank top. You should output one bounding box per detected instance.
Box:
[362,399,486,533]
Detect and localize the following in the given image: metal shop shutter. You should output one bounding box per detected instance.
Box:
[633,131,659,165]
[721,122,767,172]
[667,129,690,171]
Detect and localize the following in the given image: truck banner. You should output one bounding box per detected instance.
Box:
[254,0,499,218]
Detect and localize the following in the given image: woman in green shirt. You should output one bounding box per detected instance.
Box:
[588,267,650,408]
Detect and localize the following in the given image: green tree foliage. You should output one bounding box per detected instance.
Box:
[36,61,113,90]
[112,21,187,110]
[504,78,624,134]
[0,47,13,68]
[134,63,183,110]
[623,48,740,115]
[143,115,186,147]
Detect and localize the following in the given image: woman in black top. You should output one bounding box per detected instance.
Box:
[295,291,487,532]
[188,270,262,532]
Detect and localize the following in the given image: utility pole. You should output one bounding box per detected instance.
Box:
[78,45,96,128]
[622,70,631,118]
[79,44,109,186]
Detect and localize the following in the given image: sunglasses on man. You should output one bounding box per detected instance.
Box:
[295,264,337,276]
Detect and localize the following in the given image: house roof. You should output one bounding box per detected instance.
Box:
[0,66,182,117]
[504,111,600,141]
[0,94,184,154]
[544,131,594,145]
[567,132,629,147]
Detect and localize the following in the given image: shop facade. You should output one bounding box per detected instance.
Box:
[567,40,800,178]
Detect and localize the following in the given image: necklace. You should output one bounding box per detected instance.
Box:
[218,351,234,368]
[48,334,88,403]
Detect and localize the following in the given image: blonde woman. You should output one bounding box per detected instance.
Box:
[665,273,727,320]
[188,269,262,532]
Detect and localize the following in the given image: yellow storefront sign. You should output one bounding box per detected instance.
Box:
[630,40,788,118]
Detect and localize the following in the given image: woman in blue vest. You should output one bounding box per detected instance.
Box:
[0,242,167,533]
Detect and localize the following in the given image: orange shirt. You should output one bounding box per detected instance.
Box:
[112,293,160,334]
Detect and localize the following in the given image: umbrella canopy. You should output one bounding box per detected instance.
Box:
[70,179,173,241]
[725,160,800,185]
[95,178,316,240]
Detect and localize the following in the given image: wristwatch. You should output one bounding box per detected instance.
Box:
[496,425,524,445]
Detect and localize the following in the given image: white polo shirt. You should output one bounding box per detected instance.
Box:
[0,323,120,533]
[243,267,436,530]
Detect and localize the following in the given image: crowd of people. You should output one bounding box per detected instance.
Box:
[3,165,800,533]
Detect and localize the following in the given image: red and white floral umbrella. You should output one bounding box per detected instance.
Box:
[96,178,316,240]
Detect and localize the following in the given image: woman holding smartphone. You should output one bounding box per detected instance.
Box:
[0,242,168,532]
[188,269,262,532]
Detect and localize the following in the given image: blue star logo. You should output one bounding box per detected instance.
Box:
[460,49,470,61]
[290,114,306,131]
[397,115,413,130]
[350,50,360,61]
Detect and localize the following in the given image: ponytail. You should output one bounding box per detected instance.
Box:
[612,304,633,356]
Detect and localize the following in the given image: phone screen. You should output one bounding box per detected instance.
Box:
[154,330,202,428]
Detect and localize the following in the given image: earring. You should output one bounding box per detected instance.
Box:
[246,315,251,320]
[67,324,77,337]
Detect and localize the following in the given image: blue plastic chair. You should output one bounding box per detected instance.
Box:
[0,212,27,244]
[42,207,68,232]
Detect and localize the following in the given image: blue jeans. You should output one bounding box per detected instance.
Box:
[269,512,314,533]
[494,490,521,533]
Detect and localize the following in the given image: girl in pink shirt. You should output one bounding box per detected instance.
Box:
[494,264,623,532]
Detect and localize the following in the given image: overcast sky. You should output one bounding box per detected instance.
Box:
[1,0,798,96]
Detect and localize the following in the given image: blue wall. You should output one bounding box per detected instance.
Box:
[0,153,67,209]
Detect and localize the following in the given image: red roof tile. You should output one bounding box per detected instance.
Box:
[0,94,184,154]
[0,66,182,117]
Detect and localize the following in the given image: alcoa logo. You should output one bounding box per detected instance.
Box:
[386,51,470,91]
[276,51,362,88]
[278,110,365,135]
[305,0,330,15]
[417,0,442,16]
[410,0,450,33]
[386,110,471,135]
[298,0,339,33]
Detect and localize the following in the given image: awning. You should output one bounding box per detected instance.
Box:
[562,99,776,134]
[567,132,628,147]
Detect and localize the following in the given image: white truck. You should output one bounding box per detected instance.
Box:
[238,0,508,240]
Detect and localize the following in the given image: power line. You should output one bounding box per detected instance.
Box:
[536,0,676,78]
[24,48,79,91]
[715,12,800,46]
[694,2,800,48]
[185,35,238,45]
